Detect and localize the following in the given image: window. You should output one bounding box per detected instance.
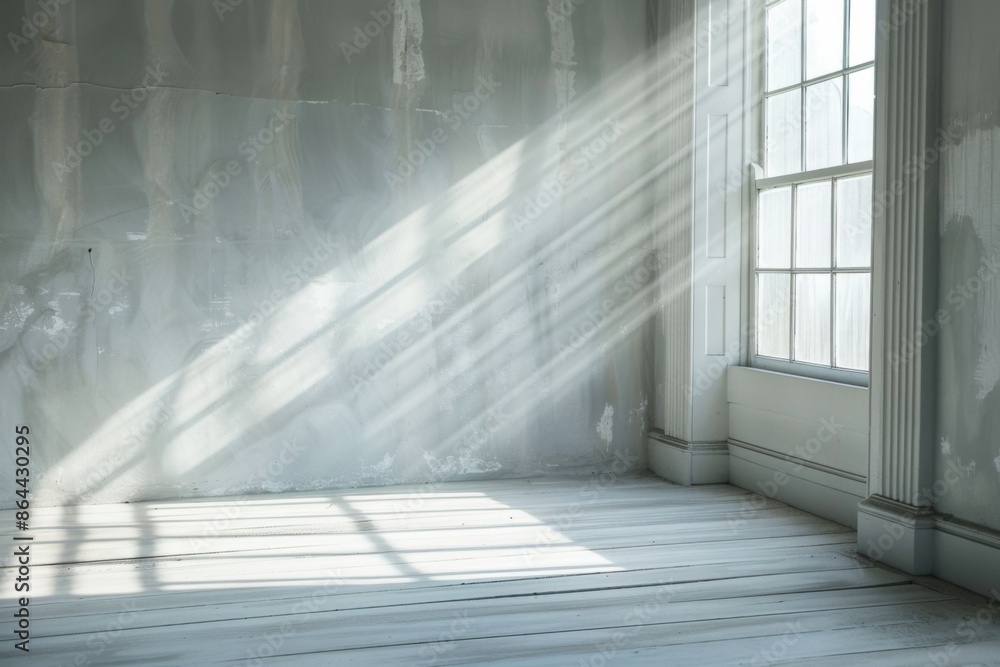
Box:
[752,0,876,385]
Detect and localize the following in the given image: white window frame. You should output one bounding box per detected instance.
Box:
[746,0,874,387]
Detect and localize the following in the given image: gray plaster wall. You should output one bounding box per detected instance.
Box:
[935,0,1000,531]
[0,0,660,508]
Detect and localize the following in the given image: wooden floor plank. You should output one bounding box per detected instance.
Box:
[19,542,866,616]
[27,589,963,665]
[249,601,1000,667]
[792,640,1000,666]
[31,556,902,638]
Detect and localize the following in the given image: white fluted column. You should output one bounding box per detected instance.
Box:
[858,0,942,574]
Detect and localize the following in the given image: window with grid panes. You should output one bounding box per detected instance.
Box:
[753,0,876,383]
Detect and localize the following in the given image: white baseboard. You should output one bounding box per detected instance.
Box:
[648,433,729,486]
[932,516,1000,598]
[857,496,1000,598]
[728,440,866,528]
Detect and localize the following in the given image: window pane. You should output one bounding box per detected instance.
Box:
[836,273,870,371]
[848,67,875,163]
[805,0,845,80]
[794,273,831,365]
[836,174,872,267]
[795,181,832,268]
[767,0,802,91]
[849,0,876,66]
[757,273,791,359]
[766,89,802,177]
[805,77,844,171]
[758,187,793,269]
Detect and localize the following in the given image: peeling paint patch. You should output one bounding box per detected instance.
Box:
[632,395,649,436]
[964,459,976,476]
[393,0,425,89]
[108,295,130,316]
[259,479,294,493]
[597,404,614,447]
[974,335,1000,401]
[547,0,577,114]
[423,449,501,476]
[3,302,34,331]
[353,454,396,486]
[974,254,1000,400]
[41,315,71,337]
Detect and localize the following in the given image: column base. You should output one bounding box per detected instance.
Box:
[648,433,729,486]
[857,495,935,575]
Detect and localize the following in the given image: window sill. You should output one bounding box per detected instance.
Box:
[750,356,869,388]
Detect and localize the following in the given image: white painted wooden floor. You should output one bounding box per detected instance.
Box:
[4,475,1000,665]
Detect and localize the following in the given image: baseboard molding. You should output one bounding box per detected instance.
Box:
[648,433,729,486]
[728,440,865,528]
[857,496,1000,597]
[933,516,1000,598]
